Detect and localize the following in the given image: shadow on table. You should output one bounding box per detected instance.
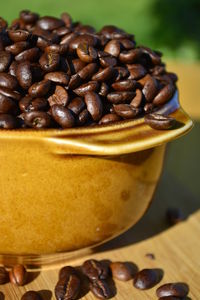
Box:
[97,121,200,252]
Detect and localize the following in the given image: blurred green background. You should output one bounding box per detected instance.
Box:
[1,0,200,61]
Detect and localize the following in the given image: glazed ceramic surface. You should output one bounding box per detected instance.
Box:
[0,91,193,265]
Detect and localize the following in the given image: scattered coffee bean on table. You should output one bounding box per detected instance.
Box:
[9,264,27,286]
[145,253,156,260]
[133,268,161,290]
[89,279,112,299]
[110,262,135,281]
[82,259,109,282]
[21,291,42,300]
[0,11,178,129]
[156,282,189,298]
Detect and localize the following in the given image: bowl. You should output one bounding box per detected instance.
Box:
[0,90,192,267]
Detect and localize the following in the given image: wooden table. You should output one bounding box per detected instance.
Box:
[0,62,200,299]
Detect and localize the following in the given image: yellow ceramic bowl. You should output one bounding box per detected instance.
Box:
[0,91,192,267]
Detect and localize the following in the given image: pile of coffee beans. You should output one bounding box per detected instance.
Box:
[0,10,178,129]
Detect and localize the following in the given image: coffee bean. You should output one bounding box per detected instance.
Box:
[145,253,155,260]
[5,41,30,55]
[37,16,64,31]
[45,43,69,55]
[9,61,18,77]
[133,268,160,290]
[144,102,154,113]
[68,74,82,90]
[98,51,117,68]
[0,51,12,72]
[166,208,185,225]
[0,73,18,90]
[140,46,161,65]
[54,26,71,37]
[78,63,98,81]
[110,262,135,281]
[104,40,121,57]
[167,72,178,83]
[0,114,18,129]
[55,274,81,300]
[39,52,60,72]
[59,266,78,280]
[144,113,176,130]
[114,104,140,119]
[153,84,175,105]
[20,10,39,24]
[130,89,143,108]
[19,96,48,112]
[44,72,69,85]
[107,91,135,104]
[119,48,141,63]
[9,265,27,286]
[68,97,85,115]
[77,43,97,63]
[69,58,86,74]
[0,267,8,284]
[61,12,73,28]
[127,64,147,80]
[156,283,189,298]
[69,34,99,52]
[92,66,116,82]
[99,113,121,124]
[142,75,158,102]
[8,29,30,42]
[89,280,112,299]
[99,82,109,97]
[82,259,109,282]
[115,66,130,81]
[51,105,75,128]
[84,92,103,121]
[0,94,18,114]
[151,65,165,76]
[78,109,90,125]
[0,86,21,101]
[15,47,39,62]
[158,297,184,300]
[112,79,136,91]
[48,85,69,106]
[16,61,32,89]
[24,111,52,128]
[61,32,78,45]
[118,38,135,50]
[28,80,51,98]
[75,24,96,34]
[74,81,99,97]
[21,291,42,300]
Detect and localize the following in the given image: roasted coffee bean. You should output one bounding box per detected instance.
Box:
[61,12,73,28]
[0,51,12,72]
[9,61,18,77]
[0,94,18,114]
[142,75,158,102]
[46,43,68,55]
[44,72,69,85]
[5,41,30,55]
[130,89,143,108]
[112,79,136,91]
[82,259,109,282]
[19,96,48,112]
[75,24,96,34]
[153,84,175,105]
[99,82,109,97]
[0,114,18,129]
[15,47,39,62]
[68,74,82,90]
[78,109,90,125]
[158,297,184,300]
[115,66,130,81]
[0,73,18,90]
[151,65,165,76]
[156,283,189,298]
[144,102,154,113]
[60,32,78,45]
[77,43,97,63]
[118,38,135,50]
[114,104,140,119]
[21,291,42,300]
[16,61,32,89]
[69,58,86,74]
[74,81,99,97]
[133,268,159,290]
[55,274,81,300]
[92,66,116,82]
[37,16,64,31]
[144,113,176,130]
[166,208,185,225]
[28,80,51,98]
[0,267,8,284]
[68,97,85,115]
[54,26,71,37]
[59,266,78,280]
[89,280,112,299]
[140,46,161,65]
[36,36,51,50]
[24,111,52,128]
[78,62,98,81]
[127,64,147,80]
[107,91,135,104]
[145,253,155,260]
[110,262,135,281]
[31,64,44,82]
[20,10,39,24]
[8,29,30,42]
[48,85,69,107]
[0,86,21,101]
[69,34,99,52]
[51,105,75,128]
[104,40,121,57]
[119,48,141,64]
[39,52,60,72]
[84,92,103,121]
[99,54,117,68]
[9,265,27,286]
[167,72,178,83]
[99,113,121,124]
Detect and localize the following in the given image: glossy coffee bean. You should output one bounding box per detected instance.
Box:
[104,40,121,57]
[127,64,147,80]
[74,81,99,97]
[55,274,81,300]
[0,267,8,284]
[21,291,42,300]
[114,104,140,119]
[118,38,135,50]
[15,47,39,62]
[69,58,86,74]
[99,113,121,124]
[144,113,176,130]
[19,97,48,112]
[144,103,154,113]
[61,12,73,28]
[0,86,21,101]
[5,41,29,55]
[142,75,158,102]
[84,92,103,121]
[130,89,143,108]
[92,66,116,82]
[156,283,189,298]
[0,51,12,72]
[24,111,52,128]
[37,16,64,31]
[110,262,135,281]
[16,61,32,89]
[78,62,98,81]
[99,55,117,68]
[140,46,161,65]
[0,73,18,90]
[82,259,109,281]
[78,109,90,125]
[99,82,109,97]
[44,72,69,85]
[59,266,78,280]
[0,94,18,114]
[39,52,60,72]
[68,97,85,115]
[8,29,30,42]
[51,105,75,128]
[153,84,175,105]
[28,80,51,98]
[9,265,27,286]
[133,268,159,290]
[89,280,112,299]
[77,43,97,63]
[0,114,18,129]
[112,79,136,91]
[20,10,39,24]
[9,61,18,77]
[68,74,82,90]
[119,48,141,63]
[107,91,135,104]
[48,85,69,107]
[60,32,78,45]
[69,34,99,52]
[115,66,130,81]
